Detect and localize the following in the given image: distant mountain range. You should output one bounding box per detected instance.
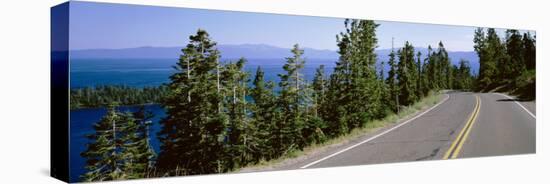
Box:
[70,44,479,73]
[70,44,340,59]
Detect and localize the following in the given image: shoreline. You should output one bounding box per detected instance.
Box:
[70,102,161,111]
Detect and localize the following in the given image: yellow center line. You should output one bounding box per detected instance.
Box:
[443,95,481,159]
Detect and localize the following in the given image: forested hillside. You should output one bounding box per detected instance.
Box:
[70,85,168,109]
[474,28,536,99]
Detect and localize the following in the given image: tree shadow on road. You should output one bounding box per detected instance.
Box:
[496,98,534,102]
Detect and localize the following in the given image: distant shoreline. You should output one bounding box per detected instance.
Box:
[70,103,161,111]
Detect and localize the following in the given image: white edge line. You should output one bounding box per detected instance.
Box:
[497,93,536,119]
[300,93,451,169]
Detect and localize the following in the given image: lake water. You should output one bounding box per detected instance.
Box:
[69,58,336,182]
[70,58,337,88]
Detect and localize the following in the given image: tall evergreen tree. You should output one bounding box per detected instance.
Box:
[490,28,508,87]
[419,49,430,96]
[474,28,489,90]
[476,28,504,90]
[312,65,327,118]
[277,44,307,153]
[505,29,526,82]
[250,66,279,160]
[378,57,391,115]
[356,20,385,120]
[220,58,253,169]
[119,107,156,179]
[425,46,439,90]
[452,59,472,90]
[157,29,228,175]
[81,104,156,181]
[434,41,451,89]
[303,65,328,144]
[386,47,399,112]
[81,104,123,181]
[323,25,353,136]
[516,32,536,99]
[522,32,536,70]
[396,41,417,106]
[415,51,423,97]
[330,19,384,134]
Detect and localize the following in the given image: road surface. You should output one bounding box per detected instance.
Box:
[266,91,536,171]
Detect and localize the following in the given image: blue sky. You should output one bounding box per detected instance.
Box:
[68,1,515,52]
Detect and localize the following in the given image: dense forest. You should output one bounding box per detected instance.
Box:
[474,28,536,99]
[79,19,535,181]
[70,85,169,109]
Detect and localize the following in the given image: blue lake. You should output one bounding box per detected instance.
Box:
[70,58,337,88]
[69,58,336,182]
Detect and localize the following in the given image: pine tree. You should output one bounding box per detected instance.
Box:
[516,32,536,99]
[386,48,399,112]
[378,58,390,115]
[157,29,228,175]
[447,63,453,90]
[425,46,438,90]
[81,104,123,181]
[81,104,156,181]
[522,32,536,70]
[475,28,502,90]
[337,19,381,129]
[491,29,509,87]
[434,41,450,89]
[474,28,487,90]
[420,49,431,95]
[454,59,472,90]
[303,65,328,145]
[397,41,417,106]
[323,26,352,136]
[356,20,384,121]
[250,66,279,160]
[312,65,327,118]
[221,58,255,169]
[277,44,306,154]
[505,29,526,83]
[415,51,424,97]
[321,19,383,137]
[119,107,156,179]
[433,48,442,89]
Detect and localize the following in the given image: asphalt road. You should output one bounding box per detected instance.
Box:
[271,91,536,170]
[460,93,536,158]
